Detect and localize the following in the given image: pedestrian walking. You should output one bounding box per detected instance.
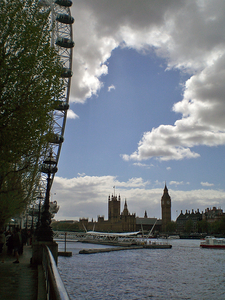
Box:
[12,227,22,263]
[0,230,5,253]
[6,231,13,255]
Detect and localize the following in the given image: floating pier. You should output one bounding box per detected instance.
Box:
[79,243,172,254]
[79,246,142,254]
[58,251,72,257]
[143,244,172,249]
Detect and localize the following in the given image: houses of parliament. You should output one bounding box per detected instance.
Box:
[78,184,171,233]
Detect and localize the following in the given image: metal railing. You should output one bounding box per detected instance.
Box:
[42,245,70,300]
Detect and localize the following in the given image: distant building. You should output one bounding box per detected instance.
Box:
[202,207,225,223]
[176,207,225,233]
[176,209,202,232]
[108,194,121,223]
[57,186,225,235]
[79,218,89,231]
[77,186,172,233]
[161,184,171,232]
[78,194,136,232]
[136,217,161,234]
[63,186,225,235]
[121,199,136,232]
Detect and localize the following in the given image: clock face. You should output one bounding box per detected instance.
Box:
[167,201,170,205]
[162,201,164,205]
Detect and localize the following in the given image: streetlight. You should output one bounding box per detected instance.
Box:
[31,205,34,231]
[36,151,58,242]
[36,193,44,232]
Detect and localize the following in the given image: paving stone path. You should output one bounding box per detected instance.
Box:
[0,245,38,300]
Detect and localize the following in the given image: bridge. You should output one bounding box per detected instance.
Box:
[53,230,142,246]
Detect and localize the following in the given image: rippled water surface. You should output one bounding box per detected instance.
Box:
[57,239,225,299]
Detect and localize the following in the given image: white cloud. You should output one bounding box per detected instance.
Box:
[52,175,225,221]
[122,126,201,161]
[77,173,86,177]
[154,180,163,186]
[169,181,189,187]
[201,182,214,187]
[170,181,184,186]
[171,189,224,214]
[52,175,152,220]
[67,109,79,119]
[108,84,115,92]
[133,162,153,169]
[122,56,225,161]
[69,1,225,161]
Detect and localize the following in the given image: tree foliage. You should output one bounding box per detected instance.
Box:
[51,221,80,232]
[197,219,208,233]
[184,219,193,233]
[196,218,225,235]
[166,221,177,233]
[0,0,64,226]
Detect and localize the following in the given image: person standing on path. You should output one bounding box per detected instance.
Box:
[0,230,5,254]
[12,227,22,263]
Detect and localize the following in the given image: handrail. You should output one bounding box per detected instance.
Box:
[42,245,70,300]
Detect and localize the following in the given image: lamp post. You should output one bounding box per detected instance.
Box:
[31,205,34,231]
[36,151,58,242]
[36,193,44,232]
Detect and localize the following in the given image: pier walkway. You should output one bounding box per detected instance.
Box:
[0,245,39,300]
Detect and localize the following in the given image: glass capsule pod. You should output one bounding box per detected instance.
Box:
[56,37,74,48]
[55,101,70,111]
[56,14,74,24]
[61,68,73,78]
[55,0,72,7]
[40,164,58,174]
[47,133,64,144]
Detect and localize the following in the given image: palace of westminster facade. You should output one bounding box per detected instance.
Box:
[77,184,225,233]
[78,184,172,233]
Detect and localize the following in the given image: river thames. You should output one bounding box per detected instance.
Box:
[57,239,225,299]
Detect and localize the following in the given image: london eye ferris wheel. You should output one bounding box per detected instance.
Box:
[38,0,74,196]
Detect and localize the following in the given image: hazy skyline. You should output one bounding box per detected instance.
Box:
[52,0,225,221]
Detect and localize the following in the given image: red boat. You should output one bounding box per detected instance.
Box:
[200,236,225,249]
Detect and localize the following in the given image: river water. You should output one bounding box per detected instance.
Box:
[57,239,225,300]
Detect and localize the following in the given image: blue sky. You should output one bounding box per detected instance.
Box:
[58,48,183,178]
[52,0,225,221]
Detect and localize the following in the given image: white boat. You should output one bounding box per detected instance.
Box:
[168,235,180,239]
[200,236,225,249]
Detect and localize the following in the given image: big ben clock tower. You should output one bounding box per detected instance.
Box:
[161,184,171,232]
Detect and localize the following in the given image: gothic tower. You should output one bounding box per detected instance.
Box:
[108,194,120,223]
[122,199,129,216]
[121,199,136,232]
[161,184,171,232]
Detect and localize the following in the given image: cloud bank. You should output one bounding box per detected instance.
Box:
[52,175,225,221]
[70,0,225,161]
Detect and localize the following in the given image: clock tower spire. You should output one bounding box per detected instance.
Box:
[161,183,171,232]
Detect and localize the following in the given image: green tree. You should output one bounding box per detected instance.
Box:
[210,220,220,234]
[185,220,193,233]
[166,221,177,233]
[210,217,225,234]
[0,0,64,227]
[52,221,80,232]
[218,217,225,234]
[197,220,208,233]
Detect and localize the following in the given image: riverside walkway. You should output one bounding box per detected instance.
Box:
[0,245,38,300]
